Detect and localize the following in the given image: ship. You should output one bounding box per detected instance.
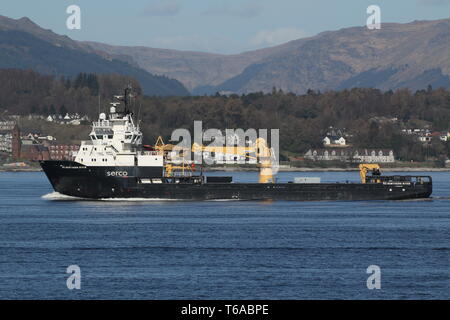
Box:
[40,88,433,201]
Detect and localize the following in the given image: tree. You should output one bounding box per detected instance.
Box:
[59,105,68,116]
[30,105,39,114]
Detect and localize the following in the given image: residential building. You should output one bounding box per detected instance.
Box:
[20,144,50,161]
[323,127,347,147]
[401,128,450,143]
[49,144,80,160]
[323,135,346,146]
[0,119,21,159]
[45,113,89,125]
[23,133,56,145]
[305,148,395,163]
[201,151,252,164]
[418,135,431,143]
[19,136,51,161]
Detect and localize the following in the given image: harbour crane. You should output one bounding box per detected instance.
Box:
[192,137,276,183]
[359,164,381,184]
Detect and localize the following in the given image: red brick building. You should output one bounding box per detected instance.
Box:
[49,144,80,160]
[11,124,21,159]
[20,144,50,161]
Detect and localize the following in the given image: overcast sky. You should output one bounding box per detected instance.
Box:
[2,0,450,54]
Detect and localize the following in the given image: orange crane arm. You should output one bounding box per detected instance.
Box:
[192,138,275,183]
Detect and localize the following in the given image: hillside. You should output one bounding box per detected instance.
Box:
[0,16,189,96]
[2,15,449,95]
[84,41,286,92]
[2,68,449,162]
[86,19,450,94]
[0,69,144,118]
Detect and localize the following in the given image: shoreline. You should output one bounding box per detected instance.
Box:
[206,166,450,172]
[2,167,450,173]
[0,168,42,172]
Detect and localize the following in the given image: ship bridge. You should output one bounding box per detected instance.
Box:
[73,94,161,168]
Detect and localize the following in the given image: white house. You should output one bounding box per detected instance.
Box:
[323,135,346,147]
[418,135,431,142]
[305,148,395,163]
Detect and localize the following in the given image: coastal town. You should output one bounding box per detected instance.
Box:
[1,114,450,171]
[0,114,83,169]
[302,126,450,166]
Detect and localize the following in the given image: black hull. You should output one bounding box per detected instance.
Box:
[40,161,433,201]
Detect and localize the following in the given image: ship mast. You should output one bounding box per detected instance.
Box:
[114,85,134,116]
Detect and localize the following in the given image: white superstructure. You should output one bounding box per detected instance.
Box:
[73,94,163,167]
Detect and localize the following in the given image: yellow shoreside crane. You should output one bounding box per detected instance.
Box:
[359,164,381,184]
[192,137,275,183]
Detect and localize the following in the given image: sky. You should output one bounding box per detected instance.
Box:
[1,0,450,54]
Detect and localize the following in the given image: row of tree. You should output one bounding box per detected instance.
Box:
[0,69,140,118]
[1,69,449,161]
[137,88,450,161]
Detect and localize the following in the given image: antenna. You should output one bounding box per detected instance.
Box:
[137,101,142,128]
[113,84,134,115]
[133,93,136,121]
[122,84,133,114]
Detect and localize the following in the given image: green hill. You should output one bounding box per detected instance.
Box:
[0,16,189,96]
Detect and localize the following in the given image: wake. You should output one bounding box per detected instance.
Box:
[99,198,183,202]
[41,192,84,201]
[42,192,182,202]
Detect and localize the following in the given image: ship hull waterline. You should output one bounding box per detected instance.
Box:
[40,161,433,201]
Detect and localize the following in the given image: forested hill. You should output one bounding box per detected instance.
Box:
[0,69,144,117]
[2,69,450,162]
[0,16,189,96]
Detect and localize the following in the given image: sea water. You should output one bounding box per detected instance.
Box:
[0,171,448,299]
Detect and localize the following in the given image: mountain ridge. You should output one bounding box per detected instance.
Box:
[1,15,449,95]
[85,18,450,94]
[0,15,189,96]
[82,39,290,92]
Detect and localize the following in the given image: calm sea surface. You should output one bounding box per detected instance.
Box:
[0,171,449,299]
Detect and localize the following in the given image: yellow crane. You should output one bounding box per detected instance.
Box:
[359,164,381,184]
[192,137,275,183]
[154,136,177,155]
[153,136,194,177]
